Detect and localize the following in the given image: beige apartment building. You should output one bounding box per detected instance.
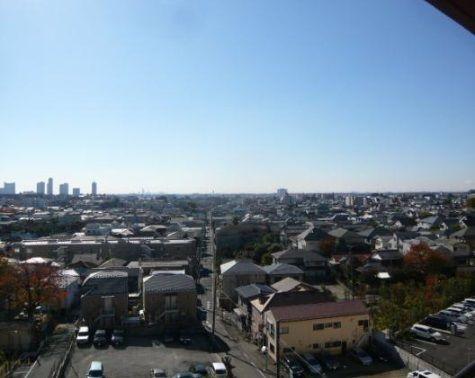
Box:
[264,300,370,362]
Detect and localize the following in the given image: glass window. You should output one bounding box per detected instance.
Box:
[333,322,341,328]
[313,323,324,331]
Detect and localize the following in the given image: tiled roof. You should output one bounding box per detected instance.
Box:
[270,300,368,322]
[235,284,275,299]
[220,260,266,275]
[82,270,128,295]
[143,273,196,293]
[262,263,303,275]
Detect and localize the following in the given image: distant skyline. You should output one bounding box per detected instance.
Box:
[1,1,474,194]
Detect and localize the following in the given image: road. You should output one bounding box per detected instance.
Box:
[199,214,273,378]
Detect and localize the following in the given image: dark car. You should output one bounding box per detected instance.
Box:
[190,363,208,375]
[93,329,107,347]
[111,329,125,346]
[163,330,177,343]
[283,354,305,377]
[319,353,340,371]
[179,330,192,345]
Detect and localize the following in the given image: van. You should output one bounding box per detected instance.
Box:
[87,361,104,378]
[410,324,445,343]
[210,362,227,377]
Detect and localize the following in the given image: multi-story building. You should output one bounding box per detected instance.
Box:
[36,181,46,195]
[2,182,15,195]
[92,181,97,196]
[59,183,69,196]
[264,299,370,361]
[47,177,53,195]
[72,188,80,197]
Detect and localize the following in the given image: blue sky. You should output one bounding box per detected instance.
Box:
[1,0,474,194]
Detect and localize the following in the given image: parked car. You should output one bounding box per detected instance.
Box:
[209,362,227,377]
[302,353,322,375]
[410,324,446,343]
[172,373,201,378]
[76,326,90,346]
[282,354,305,377]
[190,363,208,375]
[163,330,177,343]
[111,329,125,346]
[422,315,465,334]
[86,361,104,378]
[463,298,475,309]
[407,370,441,378]
[438,309,468,324]
[93,329,107,347]
[150,368,167,377]
[179,330,192,345]
[349,347,373,366]
[319,353,340,370]
[446,306,473,320]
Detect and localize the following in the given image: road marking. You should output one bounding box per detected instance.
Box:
[24,360,38,378]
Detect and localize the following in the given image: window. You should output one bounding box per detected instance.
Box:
[324,341,342,348]
[313,323,324,331]
[325,322,332,328]
[333,322,341,328]
[312,343,319,349]
[358,320,369,329]
[270,343,275,353]
[279,327,289,335]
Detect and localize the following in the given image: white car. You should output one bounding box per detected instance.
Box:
[209,362,227,377]
[446,307,473,322]
[438,310,468,324]
[410,324,445,342]
[407,370,441,378]
[76,326,90,346]
[463,298,475,309]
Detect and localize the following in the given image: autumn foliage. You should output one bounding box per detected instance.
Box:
[0,258,65,319]
[403,242,451,276]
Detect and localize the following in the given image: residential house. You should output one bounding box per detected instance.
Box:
[235,283,275,332]
[295,227,331,252]
[271,248,329,282]
[264,300,370,361]
[249,289,331,342]
[262,263,304,284]
[220,260,267,308]
[81,270,128,329]
[142,273,197,329]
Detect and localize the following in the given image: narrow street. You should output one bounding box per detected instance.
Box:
[198,219,274,378]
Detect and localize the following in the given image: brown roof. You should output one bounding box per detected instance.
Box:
[270,300,368,322]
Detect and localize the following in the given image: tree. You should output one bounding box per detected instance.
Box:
[320,237,336,257]
[0,259,64,319]
[403,242,451,277]
[467,197,475,209]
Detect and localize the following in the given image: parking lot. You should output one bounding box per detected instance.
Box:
[400,318,475,375]
[66,334,221,378]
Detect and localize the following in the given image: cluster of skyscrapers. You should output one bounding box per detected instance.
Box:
[0,179,97,196]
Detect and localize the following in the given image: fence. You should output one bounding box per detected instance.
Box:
[51,333,76,378]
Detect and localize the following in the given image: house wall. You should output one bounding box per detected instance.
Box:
[143,290,197,327]
[221,273,267,303]
[264,311,370,362]
[80,293,128,328]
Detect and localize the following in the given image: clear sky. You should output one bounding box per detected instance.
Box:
[1,0,474,194]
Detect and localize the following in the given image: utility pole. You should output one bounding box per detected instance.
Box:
[276,320,281,378]
[210,211,217,351]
